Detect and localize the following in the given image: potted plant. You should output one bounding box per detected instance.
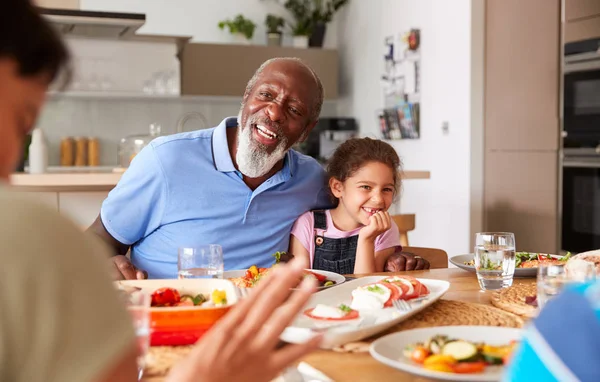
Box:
[218,14,257,44]
[283,0,348,48]
[308,0,348,47]
[284,0,312,48]
[265,14,285,46]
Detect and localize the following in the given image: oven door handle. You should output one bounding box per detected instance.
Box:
[563,160,600,168]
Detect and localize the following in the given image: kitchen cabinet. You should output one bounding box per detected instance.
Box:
[58,191,108,229]
[565,0,600,43]
[34,0,80,9]
[483,0,561,253]
[484,0,560,151]
[181,43,339,99]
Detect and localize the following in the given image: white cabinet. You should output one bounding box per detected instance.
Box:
[58,191,108,229]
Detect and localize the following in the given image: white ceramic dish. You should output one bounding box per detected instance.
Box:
[223,269,346,290]
[450,253,564,278]
[370,326,522,381]
[280,276,450,349]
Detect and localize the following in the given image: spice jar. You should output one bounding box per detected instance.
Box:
[74,137,88,167]
[60,137,74,166]
[87,137,100,166]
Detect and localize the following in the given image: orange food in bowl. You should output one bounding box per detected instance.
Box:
[116,278,239,346]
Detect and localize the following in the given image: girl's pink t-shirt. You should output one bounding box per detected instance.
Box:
[290,209,401,268]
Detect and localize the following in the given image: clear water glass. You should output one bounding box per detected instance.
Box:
[537,262,596,309]
[178,244,224,279]
[474,232,516,290]
[125,290,150,380]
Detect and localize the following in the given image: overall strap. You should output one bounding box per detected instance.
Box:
[313,210,328,230]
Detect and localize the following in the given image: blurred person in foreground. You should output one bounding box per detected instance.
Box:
[0,1,321,381]
[504,281,600,381]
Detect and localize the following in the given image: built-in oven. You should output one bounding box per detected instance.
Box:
[562,150,600,253]
[564,39,600,149]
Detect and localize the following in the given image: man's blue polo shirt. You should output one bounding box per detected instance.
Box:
[101,117,330,279]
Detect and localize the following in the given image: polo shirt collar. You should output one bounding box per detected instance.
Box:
[212,117,238,172]
[212,116,295,178]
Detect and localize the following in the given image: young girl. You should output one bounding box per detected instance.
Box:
[289,137,402,274]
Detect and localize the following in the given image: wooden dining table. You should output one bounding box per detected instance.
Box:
[143,268,535,382]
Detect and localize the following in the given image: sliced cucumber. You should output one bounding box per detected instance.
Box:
[441,340,478,361]
[483,353,503,365]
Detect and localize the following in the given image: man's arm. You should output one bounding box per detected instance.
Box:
[87,215,147,280]
[384,249,430,272]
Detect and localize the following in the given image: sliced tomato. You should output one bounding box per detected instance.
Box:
[384,277,419,299]
[452,361,486,374]
[356,282,399,307]
[304,307,360,321]
[151,287,181,307]
[304,270,327,282]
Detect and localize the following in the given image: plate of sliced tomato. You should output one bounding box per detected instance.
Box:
[370,326,521,381]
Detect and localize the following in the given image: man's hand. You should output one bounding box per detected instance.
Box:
[384,251,430,272]
[165,259,321,382]
[111,255,147,280]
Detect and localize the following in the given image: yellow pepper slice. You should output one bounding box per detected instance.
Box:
[423,355,456,367]
[423,363,455,373]
[211,289,227,305]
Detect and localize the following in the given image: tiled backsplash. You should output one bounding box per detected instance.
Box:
[38,96,339,166]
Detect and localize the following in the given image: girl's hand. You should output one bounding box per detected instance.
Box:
[359,211,392,242]
[165,259,321,382]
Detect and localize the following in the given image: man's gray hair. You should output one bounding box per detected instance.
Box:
[243,57,324,122]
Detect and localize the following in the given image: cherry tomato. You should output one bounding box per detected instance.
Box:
[151,287,181,306]
[304,270,327,282]
[410,346,430,364]
[452,361,486,374]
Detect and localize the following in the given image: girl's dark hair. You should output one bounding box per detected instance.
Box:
[0,0,70,84]
[326,137,403,201]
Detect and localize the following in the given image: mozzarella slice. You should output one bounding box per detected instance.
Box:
[310,304,347,319]
[385,276,415,295]
[350,284,391,310]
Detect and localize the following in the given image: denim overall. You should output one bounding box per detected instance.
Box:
[312,210,358,274]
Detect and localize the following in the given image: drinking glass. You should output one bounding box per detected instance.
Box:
[178,244,224,279]
[537,261,596,309]
[124,290,150,380]
[474,232,516,290]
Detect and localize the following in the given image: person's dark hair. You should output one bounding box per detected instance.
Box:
[326,138,403,202]
[0,0,70,84]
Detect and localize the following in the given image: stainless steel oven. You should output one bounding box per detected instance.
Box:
[564,47,600,148]
[562,150,600,253]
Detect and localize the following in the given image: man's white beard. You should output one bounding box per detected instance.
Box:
[235,110,288,178]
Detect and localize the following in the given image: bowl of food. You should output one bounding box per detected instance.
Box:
[116,278,239,346]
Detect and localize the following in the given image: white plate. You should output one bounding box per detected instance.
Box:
[280,276,450,349]
[223,269,346,290]
[370,326,522,381]
[450,254,564,278]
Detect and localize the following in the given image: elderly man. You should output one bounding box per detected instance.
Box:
[90,58,429,279]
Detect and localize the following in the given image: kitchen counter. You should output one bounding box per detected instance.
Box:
[9,170,431,192]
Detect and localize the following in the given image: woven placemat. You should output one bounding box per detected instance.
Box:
[491,283,538,318]
[145,346,193,377]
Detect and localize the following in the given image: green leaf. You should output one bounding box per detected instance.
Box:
[338,304,351,312]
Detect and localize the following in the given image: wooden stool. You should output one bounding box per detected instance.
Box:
[392,214,415,247]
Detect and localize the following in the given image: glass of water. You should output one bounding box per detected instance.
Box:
[125,290,150,380]
[178,244,224,279]
[537,261,596,309]
[474,232,516,290]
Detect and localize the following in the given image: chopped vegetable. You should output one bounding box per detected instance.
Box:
[151,287,181,307]
[211,289,227,305]
[193,294,207,306]
[423,355,456,366]
[451,361,486,374]
[339,304,352,313]
[410,346,430,364]
[441,341,478,361]
[324,280,334,287]
[424,363,454,373]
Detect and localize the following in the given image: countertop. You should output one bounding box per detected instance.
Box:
[9,169,431,191]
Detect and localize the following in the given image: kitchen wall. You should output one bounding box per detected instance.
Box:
[336,0,485,257]
[36,0,342,166]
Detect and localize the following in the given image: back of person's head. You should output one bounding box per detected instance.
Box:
[0,0,70,83]
[327,137,403,197]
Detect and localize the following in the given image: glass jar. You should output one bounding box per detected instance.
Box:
[118,123,161,168]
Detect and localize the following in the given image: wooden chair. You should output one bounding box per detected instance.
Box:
[392,214,415,247]
[401,246,449,269]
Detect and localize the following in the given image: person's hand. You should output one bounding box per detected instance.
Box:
[165,259,322,382]
[359,211,392,242]
[384,251,430,272]
[111,255,147,280]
